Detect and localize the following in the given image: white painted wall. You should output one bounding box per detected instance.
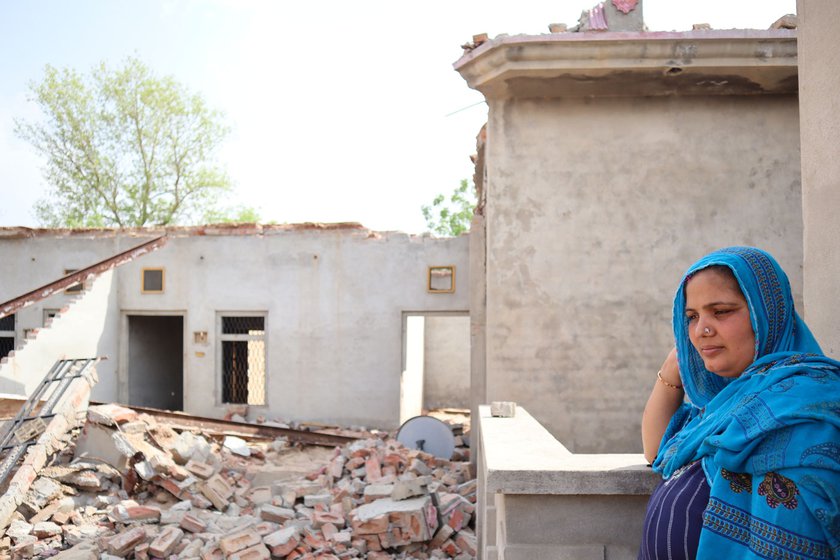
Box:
[0,227,469,429]
[0,270,116,396]
[401,315,425,424]
[423,315,470,409]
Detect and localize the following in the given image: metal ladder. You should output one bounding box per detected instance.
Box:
[0,358,99,488]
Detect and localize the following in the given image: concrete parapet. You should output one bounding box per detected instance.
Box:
[476,405,659,560]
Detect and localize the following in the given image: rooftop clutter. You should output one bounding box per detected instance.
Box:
[1,402,477,559]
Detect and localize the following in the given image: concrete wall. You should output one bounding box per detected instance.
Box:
[483,95,802,452]
[0,227,469,429]
[0,270,116,397]
[798,0,840,358]
[476,406,657,560]
[423,315,470,409]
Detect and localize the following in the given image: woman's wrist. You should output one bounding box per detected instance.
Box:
[657,370,683,390]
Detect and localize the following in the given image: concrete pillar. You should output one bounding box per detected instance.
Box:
[798,0,840,357]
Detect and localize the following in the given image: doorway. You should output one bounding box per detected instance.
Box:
[400,312,469,424]
[127,315,184,410]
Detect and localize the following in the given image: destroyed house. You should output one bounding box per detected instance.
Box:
[0,224,470,431]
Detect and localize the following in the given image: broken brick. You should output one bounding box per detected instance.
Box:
[185,459,214,479]
[218,529,261,556]
[149,526,184,558]
[179,513,207,533]
[228,543,269,560]
[263,527,299,557]
[106,527,147,556]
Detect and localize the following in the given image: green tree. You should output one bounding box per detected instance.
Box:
[202,204,263,224]
[421,179,476,236]
[16,57,246,227]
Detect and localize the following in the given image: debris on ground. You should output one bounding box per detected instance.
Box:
[0,399,476,559]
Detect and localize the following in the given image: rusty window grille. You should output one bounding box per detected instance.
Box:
[0,313,15,360]
[219,315,266,406]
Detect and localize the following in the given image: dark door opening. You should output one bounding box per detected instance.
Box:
[128,315,184,410]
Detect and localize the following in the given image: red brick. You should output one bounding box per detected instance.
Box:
[345,457,365,470]
[185,460,214,479]
[107,527,147,556]
[303,531,327,549]
[135,542,150,560]
[312,510,344,528]
[365,456,382,481]
[446,506,465,531]
[219,529,261,556]
[379,526,410,548]
[455,530,477,556]
[429,524,454,548]
[254,521,278,536]
[351,514,389,535]
[206,474,234,499]
[157,477,185,499]
[321,523,337,540]
[88,403,138,425]
[441,538,461,556]
[263,528,299,557]
[149,526,184,557]
[350,538,368,555]
[228,544,270,560]
[360,534,382,551]
[126,505,161,522]
[180,513,207,533]
[201,545,223,560]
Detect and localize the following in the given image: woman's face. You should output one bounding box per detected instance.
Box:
[684,268,755,378]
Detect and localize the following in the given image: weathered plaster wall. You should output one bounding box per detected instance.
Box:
[0,270,116,397]
[484,95,802,452]
[0,235,124,400]
[423,315,470,409]
[0,228,469,429]
[798,0,840,358]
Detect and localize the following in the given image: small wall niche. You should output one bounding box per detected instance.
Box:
[142,268,165,293]
[427,266,455,293]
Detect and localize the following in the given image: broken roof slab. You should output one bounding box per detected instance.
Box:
[454,30,797,99]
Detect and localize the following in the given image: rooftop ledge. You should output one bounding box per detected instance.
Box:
[454,29,797,98]
[478,405,659,495]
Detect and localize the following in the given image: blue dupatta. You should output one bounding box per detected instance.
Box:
[652,247,840,559]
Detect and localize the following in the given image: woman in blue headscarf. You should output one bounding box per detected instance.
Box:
[638,247,840,560]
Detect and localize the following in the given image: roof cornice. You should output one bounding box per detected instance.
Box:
[453,30,797,98]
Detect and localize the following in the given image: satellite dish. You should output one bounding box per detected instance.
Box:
[396,416,455,459]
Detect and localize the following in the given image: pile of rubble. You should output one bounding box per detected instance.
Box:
[1,403,476,560]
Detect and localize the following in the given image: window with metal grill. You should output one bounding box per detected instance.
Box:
[0,313,15,360]
[219,315,266,405]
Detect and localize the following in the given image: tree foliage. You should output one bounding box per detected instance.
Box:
[421,179,476,236]
[16,57,244,227]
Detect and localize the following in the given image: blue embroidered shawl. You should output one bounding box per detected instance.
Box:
[653,247,840,559]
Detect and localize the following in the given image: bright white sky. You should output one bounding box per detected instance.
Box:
[0,0,796,233]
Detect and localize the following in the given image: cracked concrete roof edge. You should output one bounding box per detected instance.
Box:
[453,29,798,98]
[453,29,798,70]
[0,223,453,240]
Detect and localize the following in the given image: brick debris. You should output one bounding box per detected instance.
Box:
[0,403,476,559]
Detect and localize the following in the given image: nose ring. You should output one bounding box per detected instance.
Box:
[704,327,711,335]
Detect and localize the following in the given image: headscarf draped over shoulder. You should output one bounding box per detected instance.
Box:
[654,247,840,559]
[672,246,821,407]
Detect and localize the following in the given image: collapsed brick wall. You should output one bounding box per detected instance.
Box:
[1,403,477,560]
